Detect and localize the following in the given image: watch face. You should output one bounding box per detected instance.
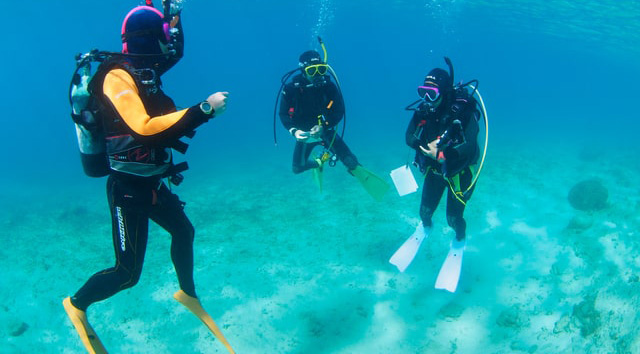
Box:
[201,102,213,114]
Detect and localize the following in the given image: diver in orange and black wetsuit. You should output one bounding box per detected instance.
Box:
[62,5,235,354]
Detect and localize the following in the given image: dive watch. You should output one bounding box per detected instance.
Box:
[199,101,214,115]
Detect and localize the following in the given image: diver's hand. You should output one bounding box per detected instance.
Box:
[206,92,229,115]
[294,130,310,141]
[310,124,324,138]
[419,139,440,161]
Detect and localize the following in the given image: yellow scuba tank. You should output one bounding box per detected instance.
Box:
[70,53,110,177]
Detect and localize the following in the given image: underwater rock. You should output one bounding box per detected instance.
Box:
[10,321,28,337]
[510,340,537,353]
[567,179,608,211]
[572,294,601,337]
[496,305,529,329]
[438,302,465,319]
[553,313,572,334]
[566,213,594,232]
[615,333,634,353]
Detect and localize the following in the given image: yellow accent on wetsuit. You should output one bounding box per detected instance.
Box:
[103,69,190,136]
[446,165,477,206]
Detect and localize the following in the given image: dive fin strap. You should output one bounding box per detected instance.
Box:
[174,290,235,354]
[62,297,108,354]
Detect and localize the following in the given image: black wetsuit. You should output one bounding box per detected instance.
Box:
[405,94,480,240]
[73,176,196,311]
[279,74,358,173]
[70,21,215,311]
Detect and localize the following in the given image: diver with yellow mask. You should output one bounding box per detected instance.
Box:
[274,38,389,200]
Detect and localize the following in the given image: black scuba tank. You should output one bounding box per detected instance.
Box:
[70,58,110,177]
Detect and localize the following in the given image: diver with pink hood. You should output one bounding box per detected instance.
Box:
[64,1,234,352]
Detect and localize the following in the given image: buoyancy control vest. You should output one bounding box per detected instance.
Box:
[412,86,481,178]
[93,59,180,178]
[281,75,343,129]
[70,54,189,178]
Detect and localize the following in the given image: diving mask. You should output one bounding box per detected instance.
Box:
[417,85,440,102]
[304,64,328,77]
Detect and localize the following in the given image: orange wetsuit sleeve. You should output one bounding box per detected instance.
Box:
[103,69,211,142]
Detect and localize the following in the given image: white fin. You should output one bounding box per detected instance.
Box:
[390,224,429,272]
[435,239,466,292]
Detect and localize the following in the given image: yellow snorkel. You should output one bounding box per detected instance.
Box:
[318,36,328,62]
[317,36,341,87]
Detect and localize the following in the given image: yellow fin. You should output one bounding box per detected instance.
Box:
[174,290,235,354]
[62,297,108,354]
[352,166,390,201]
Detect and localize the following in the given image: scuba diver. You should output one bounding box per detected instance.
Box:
[389,57,488,293]
[275,38,389,200]
[63,2,235,353]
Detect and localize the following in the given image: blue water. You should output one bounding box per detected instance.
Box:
[2,0,638,181]
[2,1,639,352]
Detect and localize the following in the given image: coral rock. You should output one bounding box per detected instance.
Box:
[568,179,608,211]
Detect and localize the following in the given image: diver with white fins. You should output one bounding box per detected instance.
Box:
[274,37,389,201]
[390,57,489,293]
[63,1,234,353]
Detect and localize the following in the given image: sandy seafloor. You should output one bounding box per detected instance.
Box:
[1,141,639,353]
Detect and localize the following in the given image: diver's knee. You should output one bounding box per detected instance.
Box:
[117,268,142,289]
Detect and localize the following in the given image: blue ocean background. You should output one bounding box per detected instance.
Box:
[1,1,639,353]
